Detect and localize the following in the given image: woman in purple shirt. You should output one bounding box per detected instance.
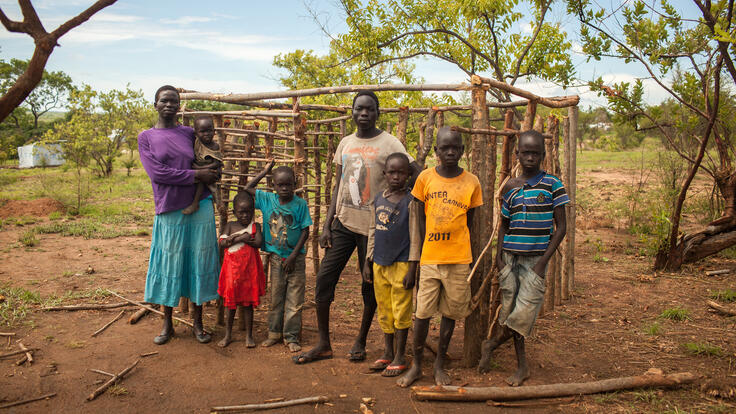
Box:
[138,85,220,345]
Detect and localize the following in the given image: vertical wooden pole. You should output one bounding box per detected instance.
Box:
[266,120,276,187]
[292,98,306,189]
[549,117,563,306]
[416,108,437,168]
[541,117,556,315]
[498,110,515,186]
[325,123,337,212]
[214,115,228,231]
[567,106,578,294]
[397,107,409,147]
[312,124,323,277]
[522,102,537,131]
[464,75,491,367]
[436,110,444,130]
[561,117,571,300]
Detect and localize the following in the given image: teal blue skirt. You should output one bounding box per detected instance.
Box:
[144,197,220,307]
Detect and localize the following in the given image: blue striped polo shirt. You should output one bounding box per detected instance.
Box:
[501,171,569,255]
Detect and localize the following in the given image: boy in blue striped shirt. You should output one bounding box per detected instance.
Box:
[478,130,568,386]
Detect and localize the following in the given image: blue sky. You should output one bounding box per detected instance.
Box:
[0,0,701,108]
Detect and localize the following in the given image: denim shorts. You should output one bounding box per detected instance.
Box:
[497,251,546,337]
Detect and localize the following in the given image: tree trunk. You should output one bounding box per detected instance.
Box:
[464,77,492,367]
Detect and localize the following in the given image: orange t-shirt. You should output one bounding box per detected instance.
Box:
[411,168,483,264]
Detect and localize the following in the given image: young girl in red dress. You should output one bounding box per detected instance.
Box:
[217,192,266,348]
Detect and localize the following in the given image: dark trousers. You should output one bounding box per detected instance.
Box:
[314,219,376,308]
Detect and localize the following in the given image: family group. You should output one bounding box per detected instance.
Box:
[138,85,568,388]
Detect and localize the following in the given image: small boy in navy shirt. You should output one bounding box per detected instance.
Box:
[363,152,421,377]
[478,130,568,386]
[245,160,312,352]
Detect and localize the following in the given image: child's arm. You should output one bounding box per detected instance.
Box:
[283,227,309,273]
[244,159,275,197]
[320,164,342,248]
[238,223,263,248]
[404,200,422,289]
[532,205,567,278]
[218,222,232,248]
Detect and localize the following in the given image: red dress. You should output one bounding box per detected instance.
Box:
[218,224,266,309]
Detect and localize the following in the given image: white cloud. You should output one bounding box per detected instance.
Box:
[160,16,215,25]
[520,22,534,34]
[43,16,290,62]
[90,13,143,23]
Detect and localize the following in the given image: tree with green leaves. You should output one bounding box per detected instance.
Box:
[0,0,117,123]
[569,0,735,270]
[0,58,74,129]
[44,85,154,178]
[324,0,574,105]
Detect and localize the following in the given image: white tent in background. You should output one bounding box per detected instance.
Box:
[17,143,65,168]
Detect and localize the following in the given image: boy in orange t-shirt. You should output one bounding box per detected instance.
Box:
[397,127,483,388]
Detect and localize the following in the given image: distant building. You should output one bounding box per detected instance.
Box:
[17,143,65,168]
[590,122,612,131]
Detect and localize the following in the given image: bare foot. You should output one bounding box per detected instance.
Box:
[396,364,422,388]
[506,365,530,386]
[434,366,452,386]
[182,203,198,215]
[261,338,280,347]
[287,342,301,352]
[478,339,498,374]
[217,335,232,348]
[245,335,256,348]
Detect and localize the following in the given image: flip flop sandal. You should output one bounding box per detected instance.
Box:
[292,351,333,365]
[348,349,367,362]
[369,359,391,371]
[381,364,408,377]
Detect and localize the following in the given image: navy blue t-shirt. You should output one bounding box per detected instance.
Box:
[372,192,412,266]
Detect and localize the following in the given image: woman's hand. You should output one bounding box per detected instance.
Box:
[195,168,218,184]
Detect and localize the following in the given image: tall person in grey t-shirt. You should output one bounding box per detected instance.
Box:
[293,91,419,364]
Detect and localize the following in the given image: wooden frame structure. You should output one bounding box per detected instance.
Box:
[177,75,579,364]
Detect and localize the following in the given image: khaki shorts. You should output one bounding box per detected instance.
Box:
[415,263,471,321]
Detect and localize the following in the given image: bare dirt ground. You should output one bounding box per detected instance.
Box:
[1,173,736,413]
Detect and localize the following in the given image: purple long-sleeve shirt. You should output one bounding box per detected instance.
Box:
[138,125,210,215]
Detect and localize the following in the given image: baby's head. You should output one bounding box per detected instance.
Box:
[194,115,215,145]
[272,166,296,202]
[232,191,255,226]
[383,152,411,191]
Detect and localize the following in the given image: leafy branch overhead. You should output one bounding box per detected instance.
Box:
[0,0,118,123]
[570,0,736,270]
[329,0,574,101]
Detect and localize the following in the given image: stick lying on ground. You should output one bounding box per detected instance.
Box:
[0,348,38,359]
[0,332,15,337]
[128,308,150,324]
[707,300,736,316]
[705,269,730,276]
[411,372,696,401]
[87,359,140,401]
[211,396,330,412]
[41,302,132,311]
[91,310,126,337]
[0,393,56,409]
[15,342,33,366]
[108,291,203,332]
[488,396,576,407]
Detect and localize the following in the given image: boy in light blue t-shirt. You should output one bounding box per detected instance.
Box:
[245,160,312,352]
